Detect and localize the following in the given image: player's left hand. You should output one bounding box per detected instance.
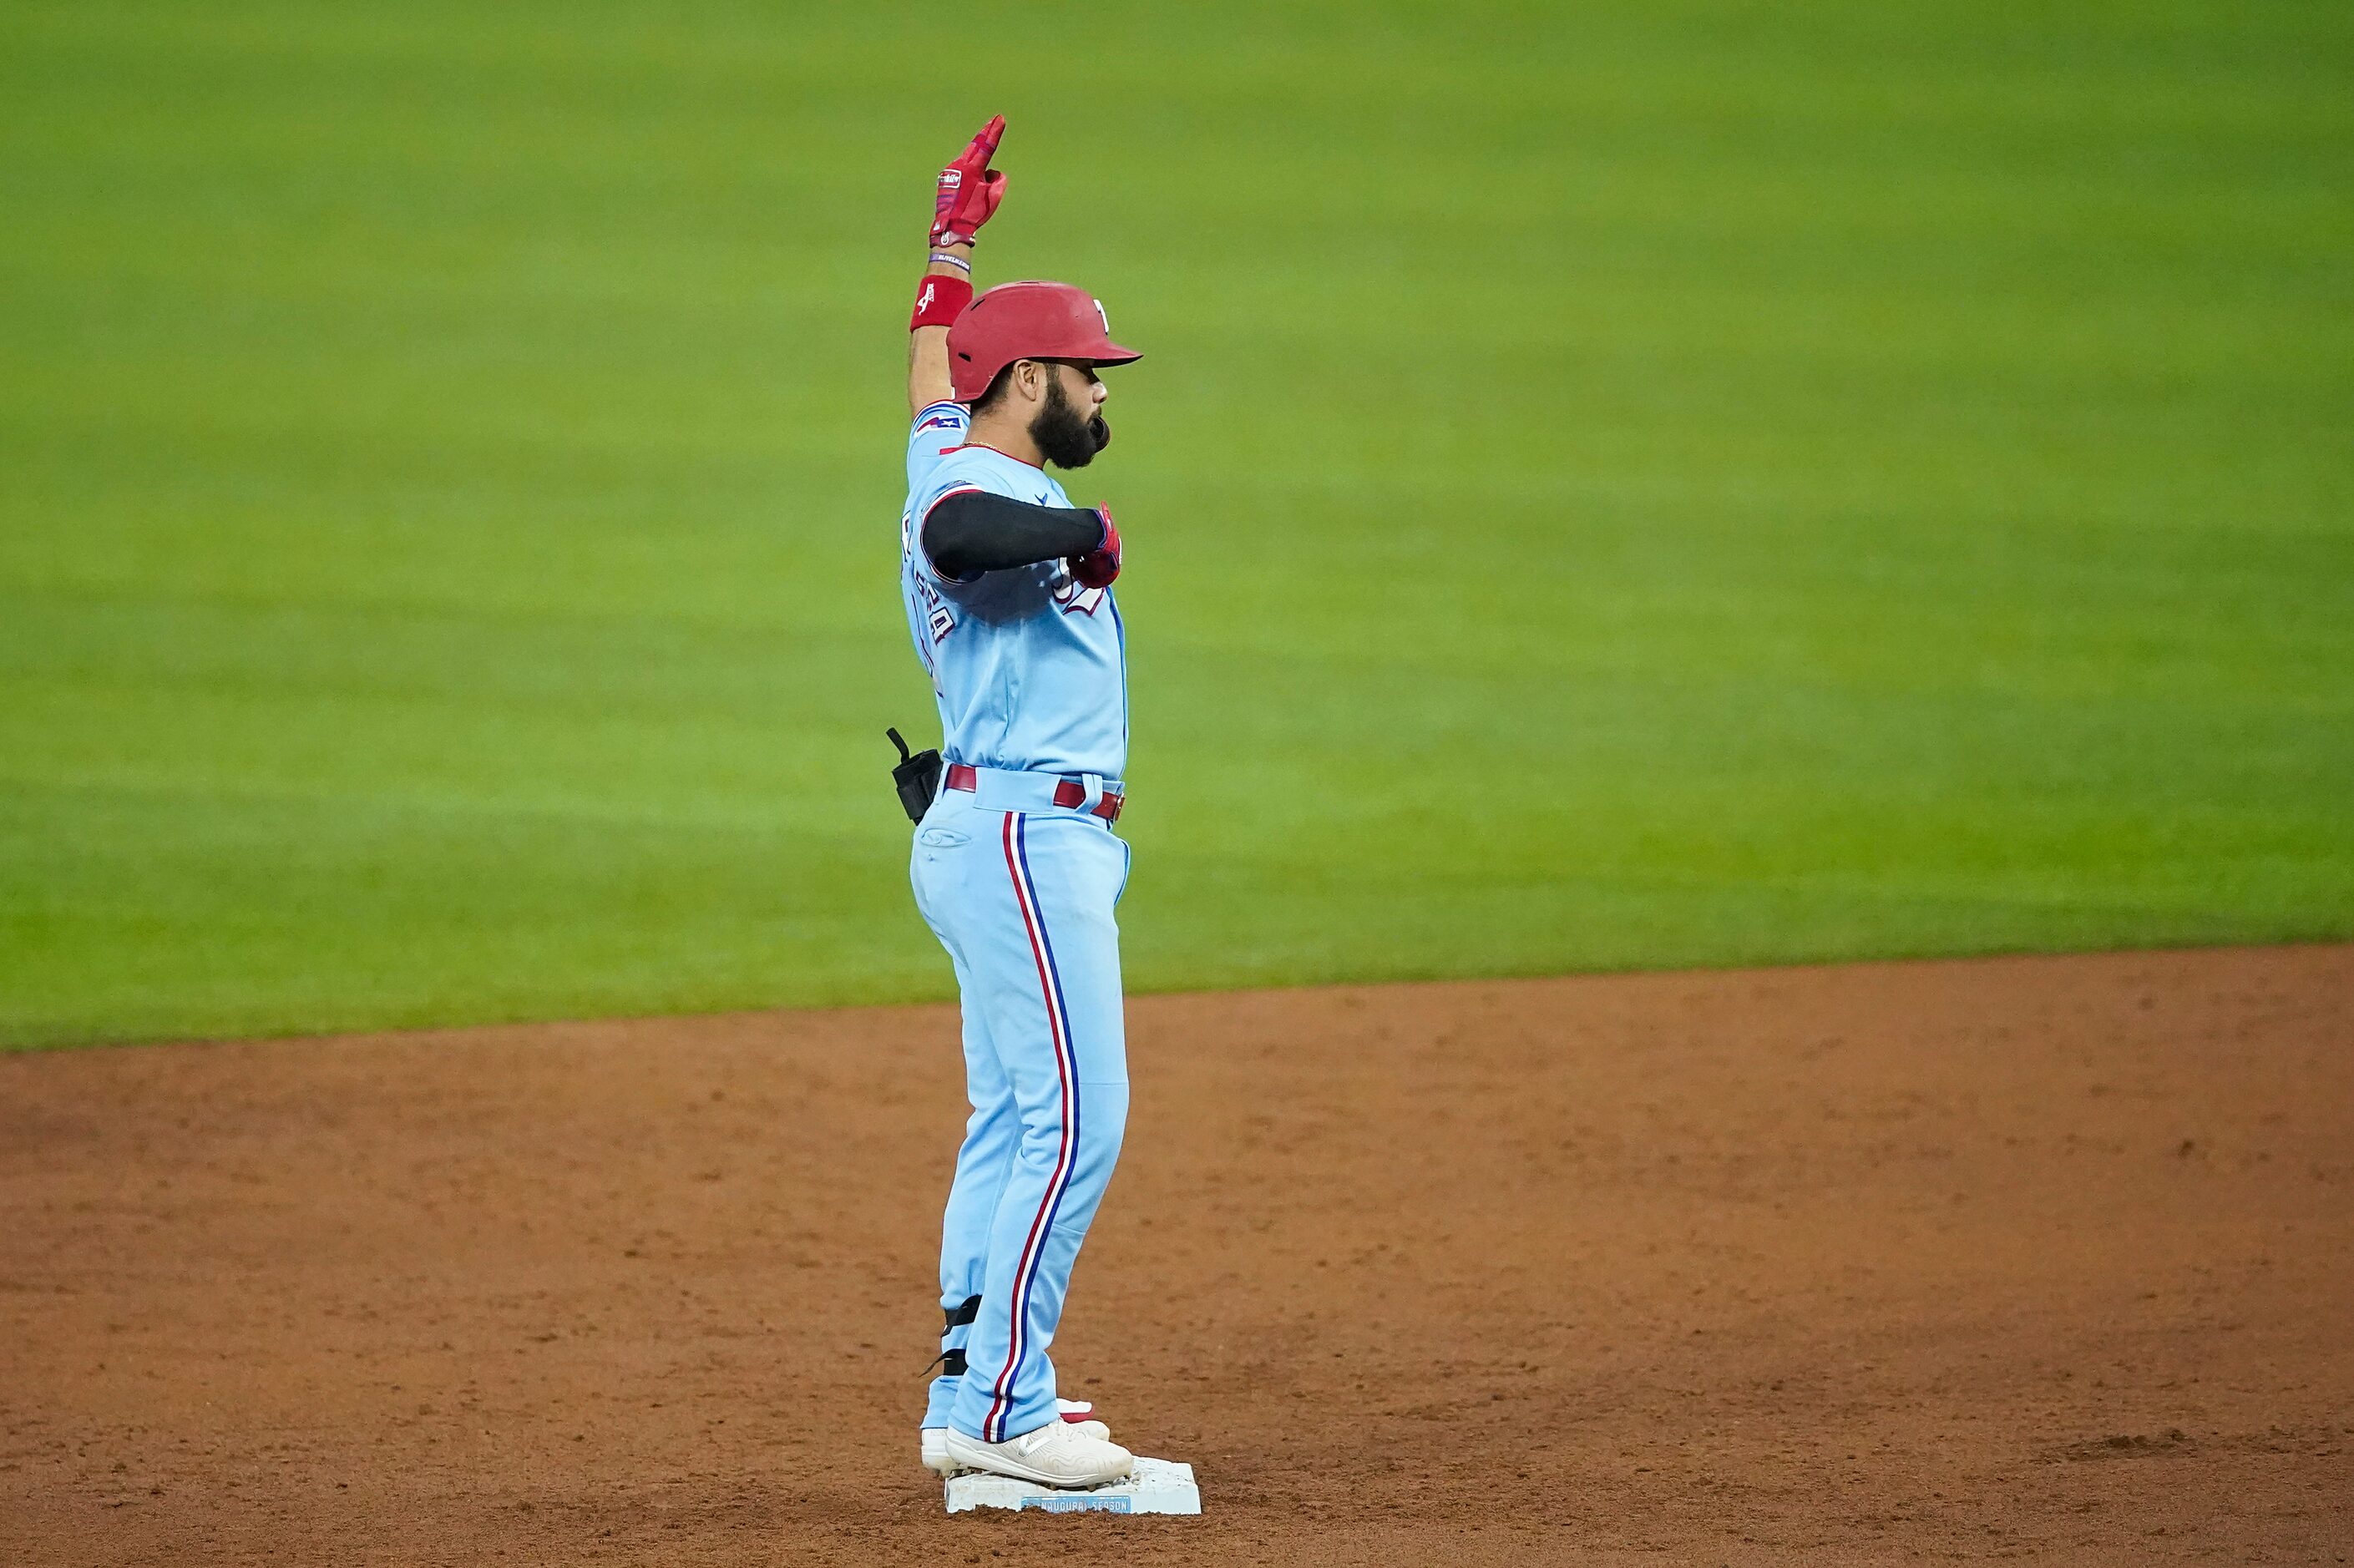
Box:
[1070,507,1121,589]
[932,115,1007,247]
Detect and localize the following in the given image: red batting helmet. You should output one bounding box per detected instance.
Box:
[948,281,1141,403]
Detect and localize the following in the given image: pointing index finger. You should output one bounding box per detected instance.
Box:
[970,114,1005,166]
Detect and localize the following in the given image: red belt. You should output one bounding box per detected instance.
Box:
[944,763,1124,822]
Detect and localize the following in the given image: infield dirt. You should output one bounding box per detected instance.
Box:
[5,946,2350,1565]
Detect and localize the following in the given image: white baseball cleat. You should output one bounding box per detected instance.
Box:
[922,1400,1107,1476]
[941,1420,1134,1489]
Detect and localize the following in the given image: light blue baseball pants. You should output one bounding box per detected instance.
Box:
[910,776,1131,1443]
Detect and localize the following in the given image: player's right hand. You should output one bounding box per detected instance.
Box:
[932,115,1007,247]
[1070,507,1121,589]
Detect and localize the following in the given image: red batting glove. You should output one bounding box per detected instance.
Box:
[1070,507,1121,589]
[932,115,1007,248]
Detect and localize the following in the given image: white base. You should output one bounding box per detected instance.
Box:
[944,1456,1200,1515]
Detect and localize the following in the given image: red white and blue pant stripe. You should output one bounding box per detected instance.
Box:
[911,795,1131,1444]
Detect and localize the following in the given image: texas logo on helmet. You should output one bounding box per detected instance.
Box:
[944,281,1142,404]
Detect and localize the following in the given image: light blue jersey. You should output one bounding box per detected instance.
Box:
[899,401,1127,781]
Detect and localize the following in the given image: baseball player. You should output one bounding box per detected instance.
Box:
[898,118,1142,1490]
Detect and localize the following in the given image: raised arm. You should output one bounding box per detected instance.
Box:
[908,117,1006,418]
[908,243,972,415]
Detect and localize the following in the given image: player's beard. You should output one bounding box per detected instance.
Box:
[1032,375,1110,468]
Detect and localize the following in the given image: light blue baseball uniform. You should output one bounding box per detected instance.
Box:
[899,399,1132,1444]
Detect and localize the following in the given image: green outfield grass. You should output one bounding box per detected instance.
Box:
[3,2,2349,1047]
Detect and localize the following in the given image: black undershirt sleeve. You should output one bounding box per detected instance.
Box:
[922,489,1106,581]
